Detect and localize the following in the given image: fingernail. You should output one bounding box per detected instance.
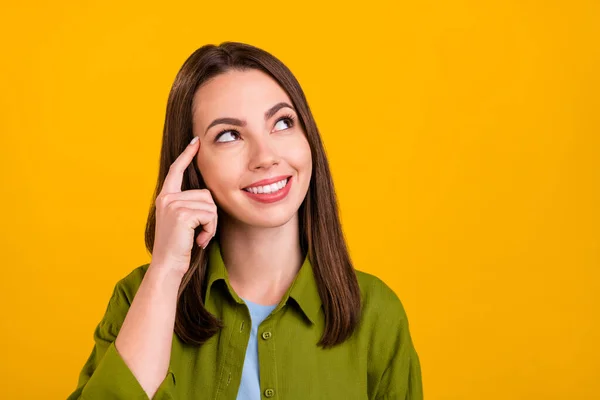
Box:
[190,136,199,145]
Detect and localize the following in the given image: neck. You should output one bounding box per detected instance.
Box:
[217,212,304,305]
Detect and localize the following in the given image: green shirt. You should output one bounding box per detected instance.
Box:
[67,241,423,399]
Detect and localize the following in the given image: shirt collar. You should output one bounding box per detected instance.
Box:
[204,240,322,325]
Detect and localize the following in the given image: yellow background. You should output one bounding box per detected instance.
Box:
[1,1,598,399]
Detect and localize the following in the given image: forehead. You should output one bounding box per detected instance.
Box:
[192,69,292,120]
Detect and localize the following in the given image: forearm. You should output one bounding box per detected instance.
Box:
[114,263,183,399]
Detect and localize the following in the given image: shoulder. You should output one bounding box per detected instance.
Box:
[110,263,151,305]
[354,268,408,321]
[96,264,151,332]
[354,271,423,399]
[100,263,151,316]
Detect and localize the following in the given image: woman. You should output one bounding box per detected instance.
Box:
[67,41,423,400]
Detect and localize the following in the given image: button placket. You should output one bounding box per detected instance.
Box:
[219,302,250,398]
[258,316,277,399]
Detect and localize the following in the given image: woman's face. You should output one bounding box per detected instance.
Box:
[192,68,312,228]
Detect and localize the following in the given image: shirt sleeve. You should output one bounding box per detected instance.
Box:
[372,279,424,400]
[66,267,177,400]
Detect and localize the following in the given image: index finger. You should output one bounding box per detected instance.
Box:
[160,136,200,194]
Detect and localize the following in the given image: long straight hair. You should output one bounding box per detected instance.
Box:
[144,42,361,348]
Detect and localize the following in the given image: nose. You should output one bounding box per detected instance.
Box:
[248,135,280,170]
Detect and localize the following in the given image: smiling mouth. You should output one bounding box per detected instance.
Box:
[242,177,290,194]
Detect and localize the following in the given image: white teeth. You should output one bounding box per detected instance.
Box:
[245,178,289,194]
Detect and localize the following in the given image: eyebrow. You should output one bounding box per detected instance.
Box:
[204,102,295,135]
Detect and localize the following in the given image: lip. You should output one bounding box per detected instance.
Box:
[242,176,293,204]
[243,175,292,189]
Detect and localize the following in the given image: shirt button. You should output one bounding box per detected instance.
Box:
[264,388,275,397]
[261,331,272,340]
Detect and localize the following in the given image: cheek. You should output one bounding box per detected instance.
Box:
[196,154,235,192]
[200,166,240,209]
[289,138,312,172]
[297,142,312,172]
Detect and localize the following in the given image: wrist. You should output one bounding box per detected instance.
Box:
[147,261,187,283]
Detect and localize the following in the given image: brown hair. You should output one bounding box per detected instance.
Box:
[144,41,361,348]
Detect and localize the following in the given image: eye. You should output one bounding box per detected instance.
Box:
[214,114,296,143]
[273,114,295,131]
[215,130,240,143]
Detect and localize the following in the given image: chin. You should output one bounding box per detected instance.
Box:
[217,191,301,229]
[238,206,298,229]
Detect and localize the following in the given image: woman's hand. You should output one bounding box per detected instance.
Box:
[151,136,217,276]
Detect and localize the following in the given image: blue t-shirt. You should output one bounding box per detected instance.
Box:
[236,297,277,400]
